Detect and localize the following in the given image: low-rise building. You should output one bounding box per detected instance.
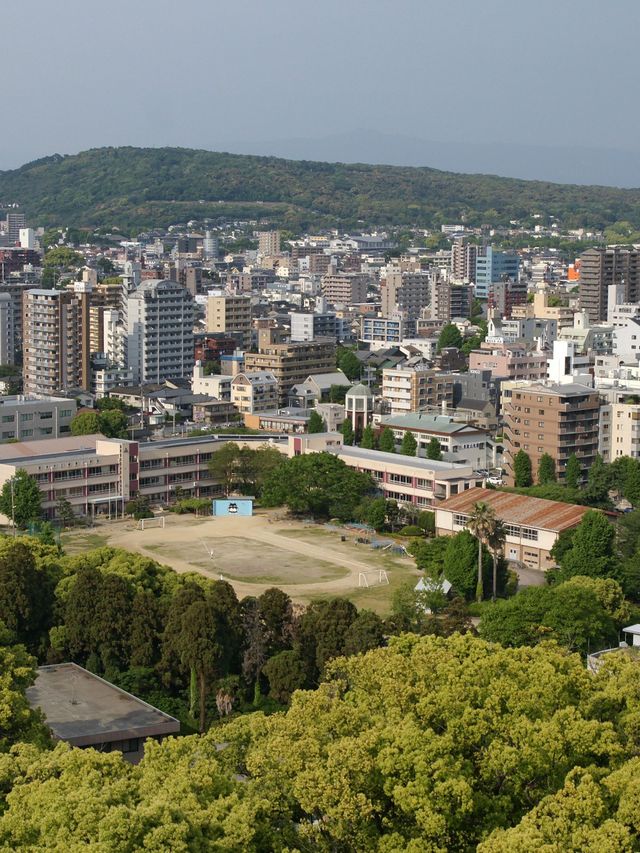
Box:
[435,487,590,569]
[599,401,640,462]
[0,396,77,442]
[26,663,179,763]
[231,371,279,414]
[381,364,454,416]
[468,344,548,382]
[380,413,491,469]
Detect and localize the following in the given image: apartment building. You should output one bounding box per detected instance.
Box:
[451,238,477,282]
[579,247,640,322]
[321,273,368,305]
[380,413,490,469]
[0,433,287,521]
[430,281,473,323]
[23,286,91,395]
[0,396,77,441]
[244,337,335,405]
[289,311,338,342]
[360,315,405,347]
[257,230,281,257]
[126,279,195,383]
[0,294,13,365]
[599,402,640,462]
[230,371,278,414]
[468,344,548,381]
[511,291,575,328]
[381,270,431,321]
[436,487,589,570]
[381,364,454,416]
[475,247,520,299]
[502,381,601,486]
[88,280,125,354]
[205,294,252,346]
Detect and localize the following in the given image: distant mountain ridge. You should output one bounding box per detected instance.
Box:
[1,146,640,233]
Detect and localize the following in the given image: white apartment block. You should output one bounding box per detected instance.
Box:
[381,365,454,416]
[126,279,195,384]
[599,403,640,462]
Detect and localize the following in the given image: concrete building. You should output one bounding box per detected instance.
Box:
[380,413,491,469]
[126,279,195,383]
[290,311,338,342]
[257,230,281,257]
[451,238,477,282]
[230,371,279,414]
[0,432,288,521]
[381,270,431,321]
[381,364,454,416]
[599,402,640,463]
[430,281,473,323]
[435,487,590,570]
[0,396,77,442]
[244,337,335,405]
[0,293,14,365]
[360,315,405,347]
[289,370,350,407]
[321,273,368,305]
[26,663,179,763]
[468,344,548,381]
[502,381,601,485]
[205,294,252,347]
[556,311,614,355]
[288,435,481,508]
[475,246,520,300]
[23,286,91,395]
[192,364,232,400]
[579,247,640,322]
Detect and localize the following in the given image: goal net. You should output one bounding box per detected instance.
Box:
[358,570,390,588]
[138,516,166,530]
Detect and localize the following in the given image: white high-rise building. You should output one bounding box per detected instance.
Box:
[126,279,195,383]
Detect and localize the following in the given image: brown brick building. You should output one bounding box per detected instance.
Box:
[502,381,601,485]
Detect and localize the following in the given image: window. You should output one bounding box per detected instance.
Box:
[521,527,538,541]
[20,413,33,422]
[453,513,468,528]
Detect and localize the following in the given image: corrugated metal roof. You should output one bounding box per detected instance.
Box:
[436,487,591,532]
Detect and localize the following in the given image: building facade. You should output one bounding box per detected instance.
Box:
[126,279,195,383]
[502,381,601,485]
[244,338,335,405]
[381,364,454,416]
[579,247,640,323]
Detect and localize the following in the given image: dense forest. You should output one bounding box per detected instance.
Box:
[2,146,640,232]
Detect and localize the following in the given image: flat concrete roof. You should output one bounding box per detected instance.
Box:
[26,663,180,747]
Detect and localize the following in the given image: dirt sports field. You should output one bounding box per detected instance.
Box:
[62,510,419,614]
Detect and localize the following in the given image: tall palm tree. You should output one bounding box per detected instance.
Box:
[486,520,506,602]
[466,501,496,602]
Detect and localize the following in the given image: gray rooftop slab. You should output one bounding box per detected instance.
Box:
[26,663,180,747]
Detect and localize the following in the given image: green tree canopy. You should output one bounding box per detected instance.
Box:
[0,470,41,529]
[261,452,373,521]
[400,430,417,457]
[426,436,442,460]
[307,410,325,433]
[437,323,463,352]
[360,423,375,449]
[537,452,556,484]
[565,452,582,488]
[513,449,533,487]
[378,426,395,453]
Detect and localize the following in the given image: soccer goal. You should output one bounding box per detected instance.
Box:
[138,516,166,531]
[358,569,390,588]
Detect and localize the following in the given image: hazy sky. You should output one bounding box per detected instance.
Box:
[3,0,640,177]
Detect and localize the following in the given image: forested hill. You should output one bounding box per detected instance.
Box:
[2,146,640,232]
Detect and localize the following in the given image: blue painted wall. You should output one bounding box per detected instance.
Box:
[212,498,254,517]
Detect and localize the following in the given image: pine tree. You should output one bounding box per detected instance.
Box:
[360,424,376,449]
[307,411,325,433]
[513,450,533,487]
[400,431,417,457]
[379,427,395,453]
[426,437,442,460]
[341,418,354,446]
[565,453,581,489]
[537,453,556,485]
